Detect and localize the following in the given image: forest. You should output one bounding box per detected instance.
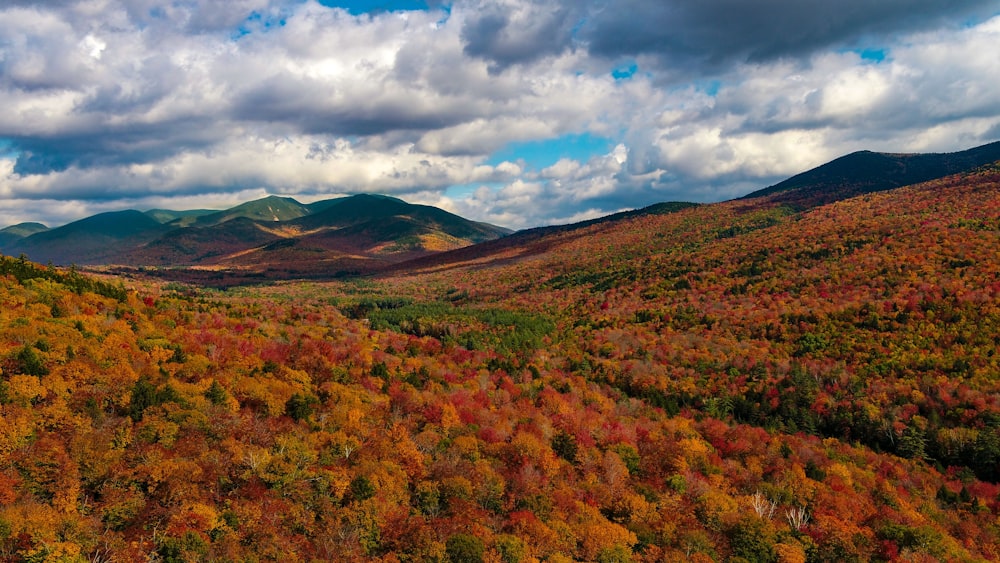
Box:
[2,165,1000,562]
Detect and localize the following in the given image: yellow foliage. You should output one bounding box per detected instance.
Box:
[440,402,461,434]
[0,405,34,455]
[575,519,637,561]
[696,489,738,528]
[776,542,807,563]
[148,345,176,365]
[452,434,480,460]
[7,374,44,404]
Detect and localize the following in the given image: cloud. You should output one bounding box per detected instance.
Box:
[459,0,583,72]
[1,0,999,231]
[579,0,1000,74]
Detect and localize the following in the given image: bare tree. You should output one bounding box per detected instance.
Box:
[786,506,810,530]
[751,490,777,519]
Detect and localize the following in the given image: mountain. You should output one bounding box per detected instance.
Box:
[184,195,513,279]
[376,162,1000,480]
[183,195,312,227]
[7,140,998,276]
[144,208,217,224]
[293,194,510,239]
[0,194,509,279]
[3,162,1000,561]
[6,210,170,265]
[743,140,1000,208]
[0,222,48,250]
[123,216,284,265]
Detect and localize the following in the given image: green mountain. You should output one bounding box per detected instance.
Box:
[293,194,511,242]
[0,222,49,250]
[144,208,217,224]
[184,195,311,227]
[7,210,169,265]
[743,140,1000,208]
[0,194,508,277]
[0,222,49,237]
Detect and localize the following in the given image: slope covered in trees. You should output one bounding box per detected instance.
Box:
[742,140,1000,209]
[1,165,1000,561]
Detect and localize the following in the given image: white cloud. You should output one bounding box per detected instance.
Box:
[0,1,998,230]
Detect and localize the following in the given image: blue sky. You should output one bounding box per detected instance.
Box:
[1,0,999,230]
[320,0,431,13]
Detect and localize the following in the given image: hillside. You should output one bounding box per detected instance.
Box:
[293,194,511,241]
[378,162,1000,477]
[4,210,170,265]
[743,140,1000,209]
[1,165,1000,561]
[123,217,284,265]
[384,201,699,275]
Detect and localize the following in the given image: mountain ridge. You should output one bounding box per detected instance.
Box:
[0,194,510,274]
[742,140,1000,208]
[2,140,997,280]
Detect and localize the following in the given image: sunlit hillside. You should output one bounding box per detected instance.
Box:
[1,164,999,561]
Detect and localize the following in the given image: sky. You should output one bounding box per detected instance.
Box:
[2,0,1000,230]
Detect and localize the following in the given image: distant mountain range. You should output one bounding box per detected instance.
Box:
[2,140,998,283]
[0,194,511,276]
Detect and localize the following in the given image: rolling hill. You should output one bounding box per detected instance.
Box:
[3,141,998,281]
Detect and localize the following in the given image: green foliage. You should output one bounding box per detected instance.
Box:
[0,255,127,301]
[596,544,633,563]
[285,393,317,422]
[204,380,228,406]
[877,523,946,558]
[897,426,928,460]
[156,531,209,563]
[128,378,185,421]
[348,475,376,503]
[129,379,158,422]
[495,534,526,563]
[551,430,578,463]
[728,517,777,563]
[446,533,485,563]
[13,344,48,376]
[414,481,441,516]
[611,443,641,475]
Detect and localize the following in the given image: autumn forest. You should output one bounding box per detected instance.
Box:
[3,162,1000,562]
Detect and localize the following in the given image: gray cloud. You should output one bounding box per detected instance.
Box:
[456,0,1000,75]
[581,0,1000,71]
[460,1,583,72]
